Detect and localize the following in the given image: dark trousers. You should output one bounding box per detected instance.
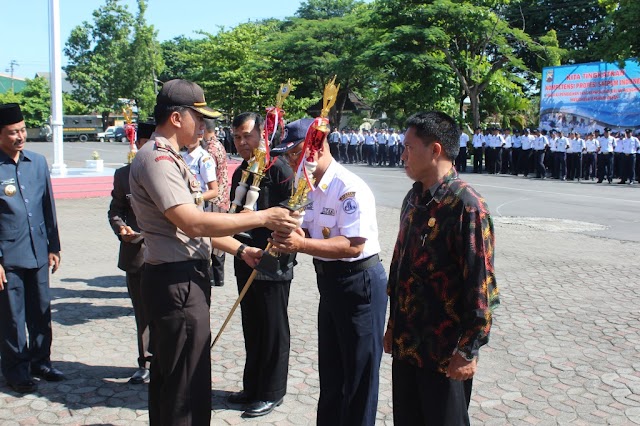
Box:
[555,151,567,179]
[485,147,494,173]
[455,147,467,173]
[339,144,348,163]
[237,278,291,401]
[392,359,472,426]
[501,148,511,174]
[316,261,387,426]
[597,153,614,182]
[0,264,52,384]
[126,268,152,369]
[493,147,503,174]
[348,145,357,163]
[511,147,521,175]
[364,145,376,165]
[621,154,636,183]
[472,147,483,173]
[614,152,623,178]
[377,145,388,165]
[143,260,212,426]
[518,149,531,176]
[584,153,597,179]
[388,145,397,166]
[568,153,582,180]
[329,143,340,160]
[535,150,546,178]
[211,252,225,286]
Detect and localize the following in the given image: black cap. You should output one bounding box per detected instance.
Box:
[137,121,156,141]
[271,118,314,156]
[156,79,221,118]
[625,129,632,133]
[0,103,24,127]
[594,129,601,133]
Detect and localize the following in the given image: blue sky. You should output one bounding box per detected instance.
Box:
[1,0,304,80]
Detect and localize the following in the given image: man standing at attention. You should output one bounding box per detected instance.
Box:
[272,118,388,426]
[129,79,298,425]
[0,103,64,393]
[225,112,297,418]
[384,111,499,425]
[108,121,155,385]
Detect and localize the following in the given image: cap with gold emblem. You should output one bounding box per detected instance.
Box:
[156,79,222,119]
[0,103,24,127]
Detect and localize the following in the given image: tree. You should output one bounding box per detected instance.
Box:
[596,0,640,62]
[263,5,377,127]
[296,0,363,19]
[159,36,205,83]
[372,0,564,128]
[64,0,162,122]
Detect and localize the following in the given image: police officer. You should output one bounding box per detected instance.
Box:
[108,121,155,385]
[225,112,297,418]
[271,119,388,426]
[0,103,64,394]
[129,79,298,425]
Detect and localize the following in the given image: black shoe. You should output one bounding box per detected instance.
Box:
[228,390,252,404]
[128,368,150,384]
[31,365,65,382]
[8,379,38,394]
[213,282,224,287]
[242,397,283,418]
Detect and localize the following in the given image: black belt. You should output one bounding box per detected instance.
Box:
[313,254,380,276]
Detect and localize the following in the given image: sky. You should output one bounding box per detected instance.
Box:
[0,0,305,80]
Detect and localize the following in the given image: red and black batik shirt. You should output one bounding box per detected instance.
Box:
[387,167,500,373]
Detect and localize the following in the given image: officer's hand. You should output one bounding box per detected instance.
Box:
[262,207,300,234]
[383,327,393,354]
[270,227,306,254]
[49,252,61,274]
[241,246,263,268]
[446,352,477,381]
[0,264,6,291]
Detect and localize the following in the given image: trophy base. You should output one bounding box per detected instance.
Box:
[255,252,296,279]
[279,199,312,212]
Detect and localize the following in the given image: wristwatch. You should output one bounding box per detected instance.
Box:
[455,348,475,362]
[235,243,247,259]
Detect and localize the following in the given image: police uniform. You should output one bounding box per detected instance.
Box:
[303,159,388,426]
[584,137,599,180]
[0,104,62,392]
[533,133,548,178]
[229,156,295,408]
[597,132,616,183]
[472,131,484,173]
[130,134,212,425]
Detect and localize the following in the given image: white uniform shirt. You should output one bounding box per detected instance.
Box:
[570,138,585,153]
[585,139,599,153]
[533,136,548,151]
[341,133,349,145]
[598,136,616,153]
[555,137,570,153]
[490,134,505,148]
[181,146,217,191]
[377,132,388,145]
[349,133,359,146]
[622,137,640,154]
[303,160,381,262]
[512,135,523,149]
[364,134,375,146]
[614,137,625,153]
[504,135,513,149]
[472,134,484,148]
[521,135,534,150]
[459,133,470,148]
[389,133,399,147]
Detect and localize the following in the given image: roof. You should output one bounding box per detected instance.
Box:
[307,89,372,115]
[35,71,75,94]
[0,73,27,94]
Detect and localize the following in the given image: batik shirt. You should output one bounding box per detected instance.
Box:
[207,139,230,211]
[387,167,499,373]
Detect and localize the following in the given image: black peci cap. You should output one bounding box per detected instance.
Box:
[0,103,24,127]
[137,121,156,141]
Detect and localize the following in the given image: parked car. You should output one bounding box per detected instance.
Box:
[97,126,127,143]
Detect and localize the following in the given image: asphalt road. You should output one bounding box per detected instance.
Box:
[28,141,640,242]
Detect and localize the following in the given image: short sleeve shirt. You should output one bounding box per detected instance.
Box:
[302,159,380,262]
[130,135,211,265]
[181,146,217,191]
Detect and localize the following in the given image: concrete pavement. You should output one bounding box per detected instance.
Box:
[0,177,639,424]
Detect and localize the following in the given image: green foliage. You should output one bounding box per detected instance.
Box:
[64,0,163,118]
[595,0,640,62]
[0,77,50,128]
[296,0,364,19]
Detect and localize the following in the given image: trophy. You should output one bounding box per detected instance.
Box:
[254,76,339,278]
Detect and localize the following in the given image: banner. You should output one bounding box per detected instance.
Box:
[539,60,640,133]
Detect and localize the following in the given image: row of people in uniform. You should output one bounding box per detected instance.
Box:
[463,127,640,184]
[0,85,499,426]
[328,127,406,167]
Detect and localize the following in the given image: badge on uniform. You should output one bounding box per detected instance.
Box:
[322,227,331,239]
[4,184,16,197]
[428,218,436,227]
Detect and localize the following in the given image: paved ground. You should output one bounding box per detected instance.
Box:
[1,167,640,425]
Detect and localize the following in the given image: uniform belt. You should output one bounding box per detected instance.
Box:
[313,254,379,276]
